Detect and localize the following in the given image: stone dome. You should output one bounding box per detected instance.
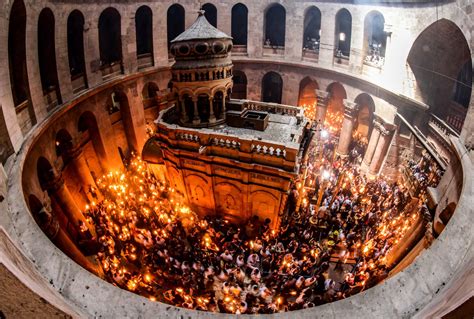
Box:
[170,10,233,65]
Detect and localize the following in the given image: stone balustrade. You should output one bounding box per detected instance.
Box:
[156,105,300,172]
[231,99,305,118]
[428,113,460,143]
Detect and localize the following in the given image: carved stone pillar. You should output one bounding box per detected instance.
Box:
[180,99,188,123]
[209,96,216,123]
[315,90,330,124]
[36,207,97,274]
[369,124,395,176]
[192,96,200,124]
[363,118,382,167]
[65,145,102,202]
[221,93,227,120]
[337,100,359,156]
[46,174,90,232]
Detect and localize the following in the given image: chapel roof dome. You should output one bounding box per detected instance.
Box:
[171,10,232,43]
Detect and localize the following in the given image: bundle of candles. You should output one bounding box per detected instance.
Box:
[300,103,316,121]
[323,111,344,135]
[83,134,428,314]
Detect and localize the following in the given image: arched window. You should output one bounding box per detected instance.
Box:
[8,0,32,112]
[364,11,386,67]
[67,10,88,92]
[99,8,122,67]
[264,4,286,47]
[136,6,154,69]
[55,129,73,158]
[232,71,247,99]
[261,72,283,104]
[303,7,321,53]
[167,4,185,50]
[37,156,55,190]
[231,4,248,46]
[335,9,352,59]
[202,3,217,28]
[78,111,108,173]
[38,8,62,106]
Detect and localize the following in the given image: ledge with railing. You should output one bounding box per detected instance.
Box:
[428,113,460,146]
[263,45,285,56]
[228,99,305,119]
[155,105,301,172]
[137,53,154,70]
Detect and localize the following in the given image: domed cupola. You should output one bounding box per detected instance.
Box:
[170,10,234,128]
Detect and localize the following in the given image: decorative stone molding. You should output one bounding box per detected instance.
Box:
[342,99,359,118]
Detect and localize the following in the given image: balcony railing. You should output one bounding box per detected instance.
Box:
[229,99,305,118]
[302,49,319,61]
[137,53,154,70]
[71,73,87,94]
[100,62,123,80]
[429,114,460,142]
[155,105,301,172]
[263,45,285,56]
[232,45,247,55]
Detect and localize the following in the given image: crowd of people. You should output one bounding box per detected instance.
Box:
[406,151,442,193]
[82,125,429,314]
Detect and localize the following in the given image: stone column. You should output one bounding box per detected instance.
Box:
[64,145,101,200]
[221,93,227,120]
[337,100,359,156]
[37,207,97,274]
[122,13,138,75]
[55,14,74,103]
[209,96,216,123]
[363,119,382,167]
[315,89,330,124]
[180,99,188,122]
[46,174,90,231]
[369,124,395,176]
[192,97,200,124]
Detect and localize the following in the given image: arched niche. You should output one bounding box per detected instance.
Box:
[231,4,248,46]
[55,129,74,159]
[202,3,217,28]
[136,6,154,68]
[167,4,185,50]
[303,6,321,52]
[67,10,88,91]
[261,71,283,104]
[38,8,62,106]
[264,4,286,47]
[78,111,108,174]
[335,9,352,59]
[326,82,347,116]
[298,76,319,107]
[354,93,375,140]
[363,11,387,67]
[99,8,122,67]
[9,0,32,113]
[232,70,247,99]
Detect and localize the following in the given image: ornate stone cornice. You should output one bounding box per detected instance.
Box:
[373,114,396,136]
[315,89,330,107]
[343,99,359,118]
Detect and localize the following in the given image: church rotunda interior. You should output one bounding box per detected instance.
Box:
[0,0,473,318]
